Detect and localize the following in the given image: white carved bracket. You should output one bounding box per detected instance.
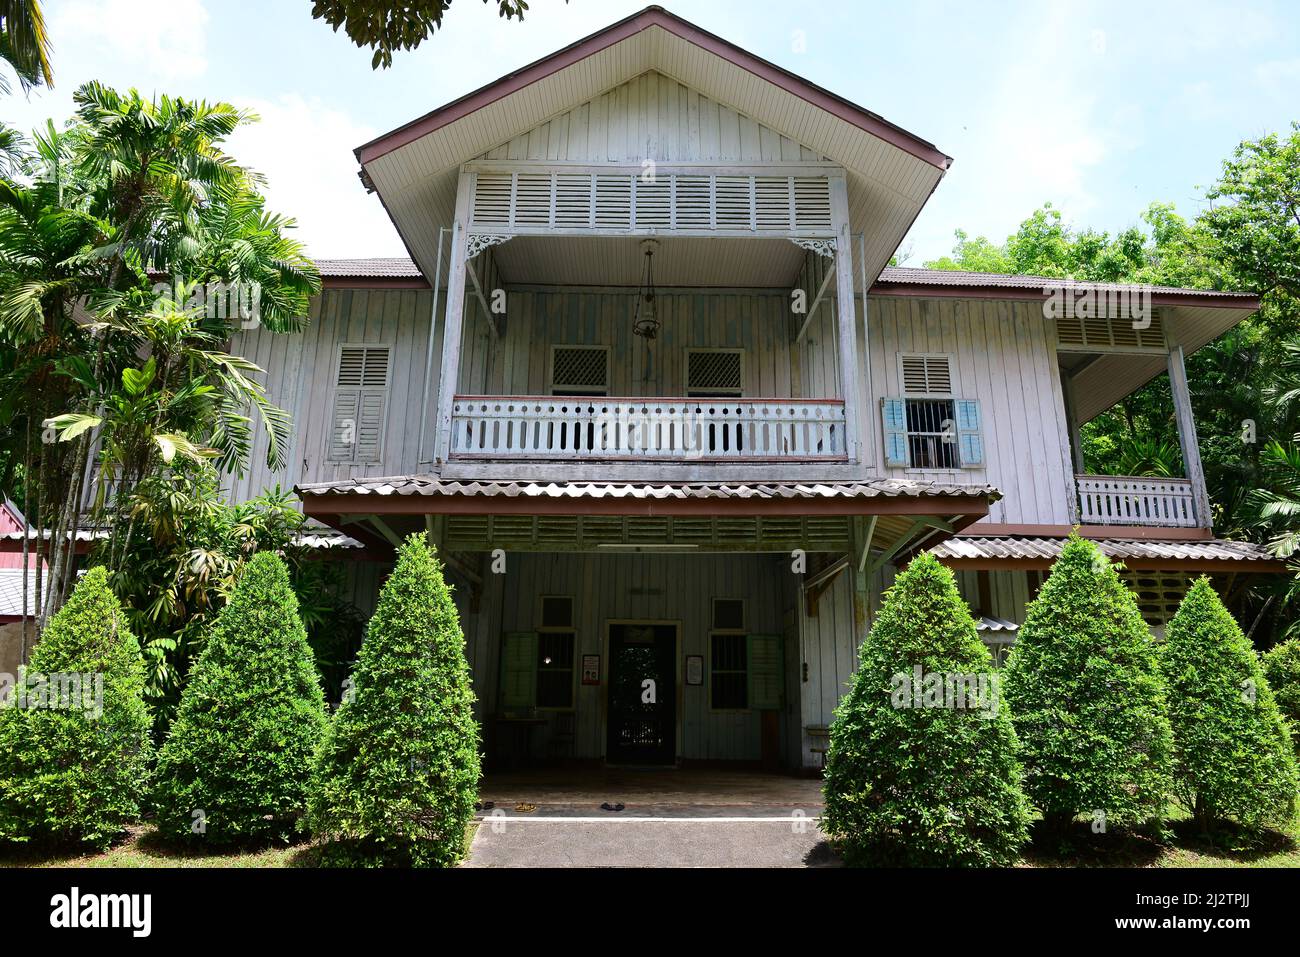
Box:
[466,233,513,260]
[790,237,836,258]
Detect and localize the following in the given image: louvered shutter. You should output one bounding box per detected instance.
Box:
[955,399,984,467]
[747,634,784,710]
[329,345,390,463]
[500,632,538,711]
[881,398,908,466]
[899,353,953,395]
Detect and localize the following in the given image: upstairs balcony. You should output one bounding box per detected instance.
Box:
[450,395,847,462]
[1075,475,1198,528]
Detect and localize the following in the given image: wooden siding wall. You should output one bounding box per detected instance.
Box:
[862,296,1076,525]
[457,285,842,400]
[477,70,827,165]
[459,552,799,763]
[226,287,444,502]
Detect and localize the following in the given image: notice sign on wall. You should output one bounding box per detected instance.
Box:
[582,654,601,685]
[686,655,704,686]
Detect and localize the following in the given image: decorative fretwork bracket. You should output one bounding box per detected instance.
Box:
[790,237,836,258]
[466,233,513,260]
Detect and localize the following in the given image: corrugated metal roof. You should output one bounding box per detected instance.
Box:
[296,476,998,501]
[0,568,35,617]
[930,535,1276,564]
[876,266,1257,301]
[976,616,1019,633]
[316,257,424,279]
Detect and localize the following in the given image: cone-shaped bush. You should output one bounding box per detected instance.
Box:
[1160,579,1297,832]
[0,567,152,849]
[309,534,480,867]
[1263,638,1300,756]
[1002,535,1172,830]
[152,552,327,844]
[821,553,1030,866]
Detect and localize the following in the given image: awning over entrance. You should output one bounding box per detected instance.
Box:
[296,476,998,561]
[929,534,1284,573]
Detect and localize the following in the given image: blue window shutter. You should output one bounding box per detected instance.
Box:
[955,399,984,467]
[881,397,908,467]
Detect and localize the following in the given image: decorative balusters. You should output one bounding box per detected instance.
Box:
[1076,475,1199,527]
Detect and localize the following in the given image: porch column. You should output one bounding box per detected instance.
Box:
[433,170,473,467]
[1059,370,1084,523]
[1167,339,1212,528]
[829,174,862,465]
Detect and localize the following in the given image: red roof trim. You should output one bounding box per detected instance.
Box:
[355,6,950,170]
[869,281,1260,311]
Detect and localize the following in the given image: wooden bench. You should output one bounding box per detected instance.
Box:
[806,724,831,769]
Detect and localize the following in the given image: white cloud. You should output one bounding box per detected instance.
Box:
[53,0,211,83]
[227,94,405,259]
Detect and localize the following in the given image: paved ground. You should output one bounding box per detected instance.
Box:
[464,768,838,868]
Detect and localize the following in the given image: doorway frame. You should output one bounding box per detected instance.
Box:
[602,618,682,765]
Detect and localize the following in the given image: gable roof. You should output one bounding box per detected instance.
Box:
[356,6,952,289]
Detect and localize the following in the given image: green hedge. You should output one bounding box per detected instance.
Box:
[309,534,480,867]
[1002,535,1172,831]
[1161,578,1297,831]
[0,567,152,849]
[822,553,1029,866]
[1263,638,1300,756]
[152,552,328,844]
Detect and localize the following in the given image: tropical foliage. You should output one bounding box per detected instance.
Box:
[152,553,328,845]
[309,535,480,867]
[1001,536,1173,831]
[1159,578,1298,833]
[0,567,152,849]
[822,553,1030,866]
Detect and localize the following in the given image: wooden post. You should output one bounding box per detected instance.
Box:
[829,174,862,465]
[1060,370,1084,523]
[850,516,873,643]
[433,171,473,467]
[1167,340,1212,529]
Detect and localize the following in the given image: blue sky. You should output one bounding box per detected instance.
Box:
[4,0,1298,265]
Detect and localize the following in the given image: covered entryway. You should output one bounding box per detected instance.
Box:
[606,623,678,765]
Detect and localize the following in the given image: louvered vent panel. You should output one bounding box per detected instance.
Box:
[594,174,632,228]
[1055,310,1165,350]
[714,176,752,229]
[715,518,759,544]
[472,172,513,226]
[687,351,742,392]
[793,177,832,229]
[552,347,608,390]
[900,354,952,395]
[634,176,672,228]
[337,346,390,387]
[513,172,553,227]
[536,516,580,547]
[674,175,711,228]
[670,518,715,543]
[492,516,536,544]
[554,173,592,228]
[754,176,793,230]
[581,516,626,546]
[626,518,670,543]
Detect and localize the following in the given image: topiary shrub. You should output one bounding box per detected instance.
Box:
[1160,578,1297,832]
[821,553,1030,866]
[1001,535,1173,832]
[0,567,152,850]
[1263,638,1300,756]
[152,551,328,845]
[308,534,480,867]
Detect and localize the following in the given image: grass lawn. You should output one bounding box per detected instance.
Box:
[0,816,1294,868]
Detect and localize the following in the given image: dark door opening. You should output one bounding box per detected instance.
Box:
[606,623,677,765]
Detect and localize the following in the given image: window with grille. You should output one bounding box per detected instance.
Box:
[882,353,984,469]
[550,346,608,396]
[710,632,748,710]
[328,345,390,463]
[687,350,743,396]
[536,595,576,709]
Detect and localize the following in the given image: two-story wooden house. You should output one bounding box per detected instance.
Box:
[228,7,1279,771]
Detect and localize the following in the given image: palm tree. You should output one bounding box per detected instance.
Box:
[0,0,52,92]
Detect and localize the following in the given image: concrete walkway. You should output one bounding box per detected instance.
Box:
[463,769,838,868]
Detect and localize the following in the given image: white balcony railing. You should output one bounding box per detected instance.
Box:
[1076,475,1199,528]
[450,396,847,462]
